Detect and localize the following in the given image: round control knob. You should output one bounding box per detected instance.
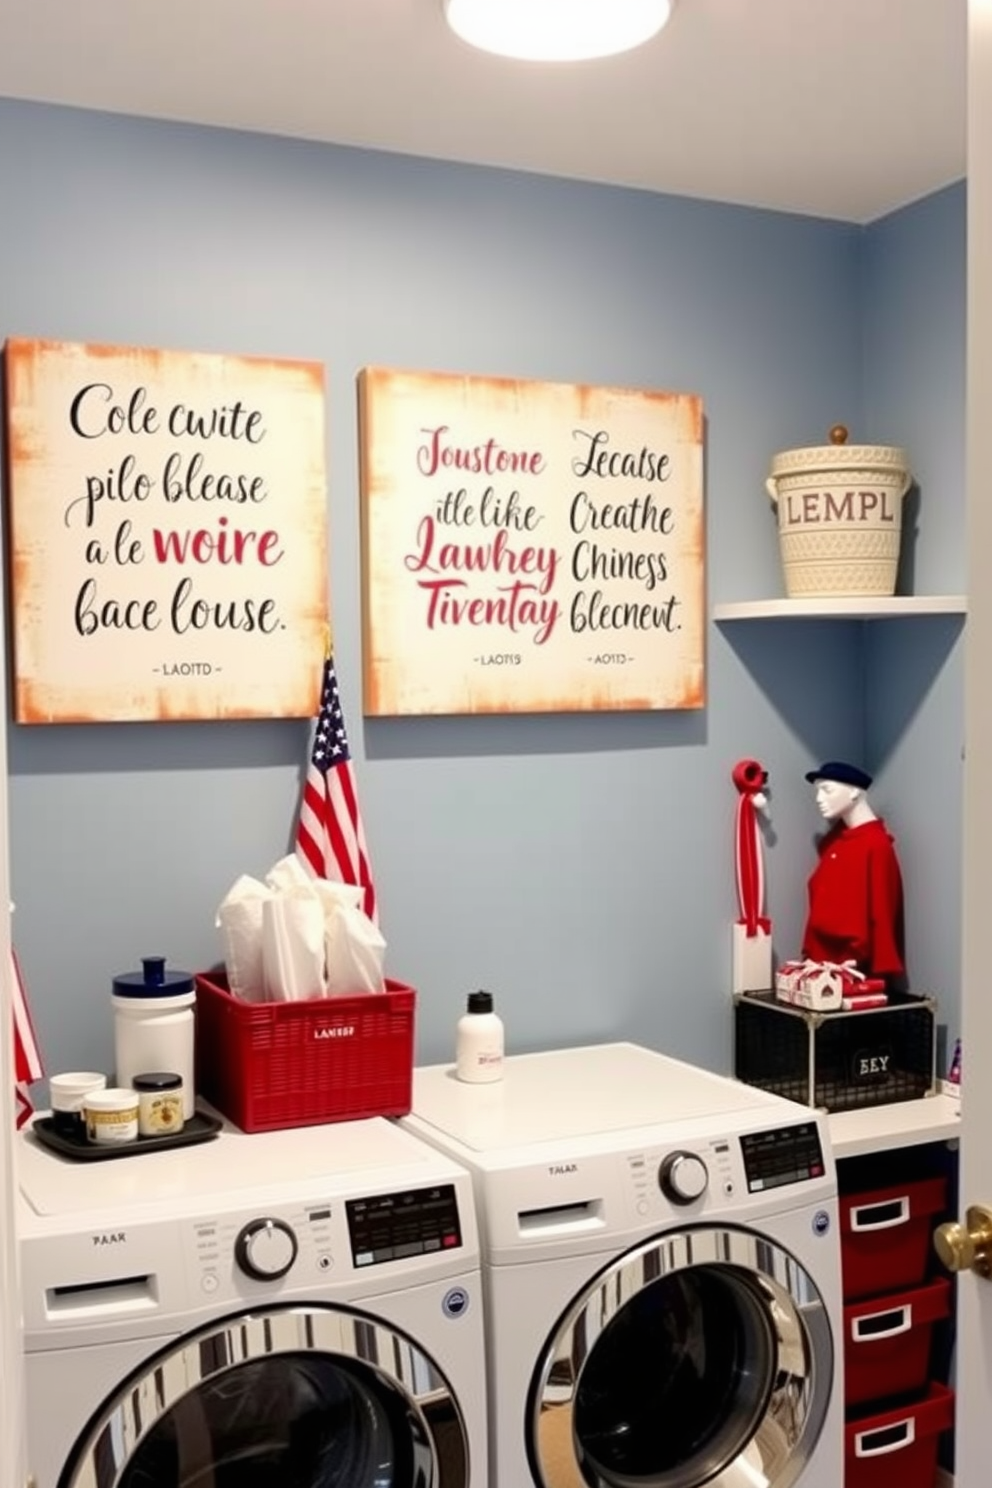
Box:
[235,1217,299,1280]
[659,1151,709,1205]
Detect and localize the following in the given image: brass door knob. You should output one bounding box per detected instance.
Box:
[934,1204,992,1276]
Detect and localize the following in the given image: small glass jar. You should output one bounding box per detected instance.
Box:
[133,1072,185,1137]
[85,1087,139,1145]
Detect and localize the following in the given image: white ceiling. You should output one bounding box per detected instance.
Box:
[0,0,966,224]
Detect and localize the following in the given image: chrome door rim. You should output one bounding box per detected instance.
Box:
[59,1303,467,1488]
[529,1224,833,1488]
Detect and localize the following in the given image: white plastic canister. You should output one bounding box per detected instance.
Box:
[112,957,196,1119]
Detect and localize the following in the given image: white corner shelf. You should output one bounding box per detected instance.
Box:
[712,595,967,622]
[828,1089,960,1161]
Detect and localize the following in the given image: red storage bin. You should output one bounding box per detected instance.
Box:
[840,1176,947,1299]
[844,1277,951,1406]
[845,1382,954,1488]
[194,971,416,1133]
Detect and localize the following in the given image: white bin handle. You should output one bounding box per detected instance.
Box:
[850,1195,910,1231]
[850,1303,912,1343]
[854,1417,915,1458]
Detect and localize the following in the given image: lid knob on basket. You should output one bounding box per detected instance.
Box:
[829,424,849,446]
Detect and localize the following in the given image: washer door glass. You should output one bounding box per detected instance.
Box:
[58,1305,468,1488]
[529,1225,833,1488]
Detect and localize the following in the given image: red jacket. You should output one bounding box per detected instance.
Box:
[802,817,905,977]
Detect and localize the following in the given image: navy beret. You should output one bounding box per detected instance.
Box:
[804,760,873,790]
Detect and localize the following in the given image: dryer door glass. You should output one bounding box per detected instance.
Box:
[530,1224,833,1488]
[57,1305,469,1488]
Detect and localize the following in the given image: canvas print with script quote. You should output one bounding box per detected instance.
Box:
[4,338,329,723]
[359,367,705,715]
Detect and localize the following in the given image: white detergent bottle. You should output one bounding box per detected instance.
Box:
[455,989,504,1083]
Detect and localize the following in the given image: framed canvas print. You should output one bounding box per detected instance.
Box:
[4,338,329,723]
[359,367,705,716]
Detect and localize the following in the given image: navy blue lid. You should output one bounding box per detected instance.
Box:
[113,956,195,999]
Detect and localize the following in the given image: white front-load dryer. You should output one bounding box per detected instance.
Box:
[402,1042,843,1488]
[18,1115,487,1488]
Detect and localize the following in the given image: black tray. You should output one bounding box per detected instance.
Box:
[31,1110,223,1161]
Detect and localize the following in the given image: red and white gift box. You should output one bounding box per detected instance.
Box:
[775,959,886,1012]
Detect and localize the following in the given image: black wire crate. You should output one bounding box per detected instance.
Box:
[734,989,938,1113]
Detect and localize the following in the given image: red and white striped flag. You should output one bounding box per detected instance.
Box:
[11,948,43,1129]
[295,655,378,923]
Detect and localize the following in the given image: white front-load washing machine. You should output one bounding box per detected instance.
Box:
[18,1115,487,1488]
[402,1042,843,1488]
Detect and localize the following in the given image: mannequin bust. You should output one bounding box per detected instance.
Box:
[801,761,905,983]
[812,776,877,829]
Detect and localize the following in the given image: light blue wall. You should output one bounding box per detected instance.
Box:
[0,99,964,1091]
[861,183,966,1059]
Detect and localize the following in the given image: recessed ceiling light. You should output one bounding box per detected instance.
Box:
[443,0,675,63]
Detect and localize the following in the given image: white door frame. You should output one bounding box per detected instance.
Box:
[956,4,992,1484]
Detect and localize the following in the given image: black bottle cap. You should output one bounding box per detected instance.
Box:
[467,990,494,1015]
[132,1072,183,1091]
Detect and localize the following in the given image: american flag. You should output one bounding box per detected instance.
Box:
[295,656,378,923]
[11,948,43,1129]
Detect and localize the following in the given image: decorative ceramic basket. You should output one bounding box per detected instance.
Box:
[766,426,912,598]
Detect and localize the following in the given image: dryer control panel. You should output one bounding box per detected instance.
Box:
[623,1121,829,1223]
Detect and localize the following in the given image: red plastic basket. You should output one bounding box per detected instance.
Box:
[844,1277,952,1407]
[840,1176,947,1300]
[845,1382,954,1488]
[194,971,416,1133]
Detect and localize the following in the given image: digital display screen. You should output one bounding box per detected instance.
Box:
[739,1122,825,1193]
[345,1183,462,1268]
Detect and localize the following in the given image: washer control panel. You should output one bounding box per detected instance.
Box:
[184,1182,463,1300]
